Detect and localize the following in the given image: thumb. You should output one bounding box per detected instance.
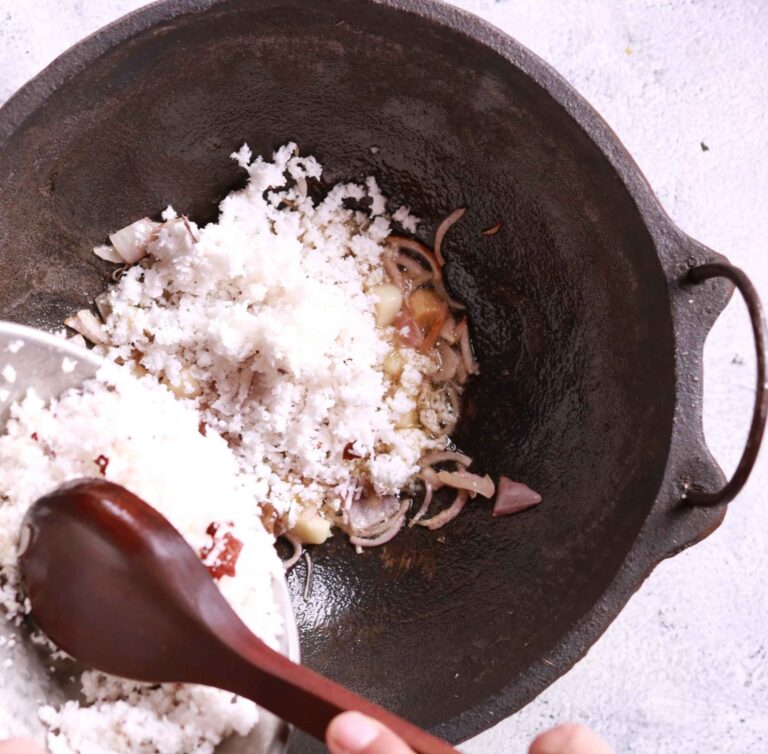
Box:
[0,740,48,754]
[326,712,415,754]
[528,723,614,754]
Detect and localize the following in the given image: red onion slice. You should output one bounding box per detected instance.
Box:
[493,477,542,516]
[455,354,468,385]
[435,280,467,312]
[420,467,444,490]
[350,515,406,547]
[439,316,458,345]
[458,319,479,375]
[434,207,466,267]
[393,309,423,348]
[437,470,495,499]
[481,222,503,236]
[432,341,460,383]
[409,482,434,527]
[395,252,434,285]
[421,450,472,468]
[387,236,440,278]
[417,489,469,530]
[383,251,404,289]
[348,494,401,532]
[281,534,303,570]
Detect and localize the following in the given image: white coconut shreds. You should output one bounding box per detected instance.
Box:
[92,143,451,531]
[0,365,284,754]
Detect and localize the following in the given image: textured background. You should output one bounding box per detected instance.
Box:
[0,1,766,752]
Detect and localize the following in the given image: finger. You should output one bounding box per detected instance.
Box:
[528,723,615,754]
[0,740,48,754]
[326,712,415,754]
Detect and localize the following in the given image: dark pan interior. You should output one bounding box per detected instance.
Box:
[0,0,676,748]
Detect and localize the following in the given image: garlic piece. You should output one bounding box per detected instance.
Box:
[290,514,332,545]
[371,284,403,327]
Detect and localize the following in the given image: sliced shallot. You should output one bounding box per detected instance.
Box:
[350,497,407,537]
[433,340,459,383]
[383,251,404,289]
[350,514,406,547]
[409,482,434,527]
[393,309,423,348]
[281,534,303,570]
[439,316,458,344]
[64,310,106,345]
[420,302,448,354]
[421,450,472,468]
[457,319,479,375]
[395,252,434,285]
[493,477,542,516]
[417,489,469,530]
[455,354,468,385]
[435,280,467,312]
[437,470,495,499]
[356,499,410,537]
[387,236,440,278]
[434,207,466,267]
[420,466,444,490]
[481,222,503,236]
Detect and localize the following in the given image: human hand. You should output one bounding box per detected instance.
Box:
[528,723,615,754]
[1,718,615,754]
[0,741,47,754]
[326,713,615,754]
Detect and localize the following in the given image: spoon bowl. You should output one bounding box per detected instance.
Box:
[20,478,459,754]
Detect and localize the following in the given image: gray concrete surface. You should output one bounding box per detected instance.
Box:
[0,1,766,752]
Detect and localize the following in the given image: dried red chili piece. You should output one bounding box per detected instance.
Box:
[199,522,243,580]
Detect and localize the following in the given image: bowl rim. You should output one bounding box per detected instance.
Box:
[0,320,302,754]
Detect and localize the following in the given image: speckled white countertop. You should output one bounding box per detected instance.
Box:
[1,1,766,752]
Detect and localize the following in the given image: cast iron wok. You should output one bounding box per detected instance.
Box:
[0,1,764,752]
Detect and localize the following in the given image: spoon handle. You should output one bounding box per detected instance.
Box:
[219,638,460,754]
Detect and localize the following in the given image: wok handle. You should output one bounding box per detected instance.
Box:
[684,263,767,505]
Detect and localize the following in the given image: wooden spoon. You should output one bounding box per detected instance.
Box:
[18,479,459,754]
